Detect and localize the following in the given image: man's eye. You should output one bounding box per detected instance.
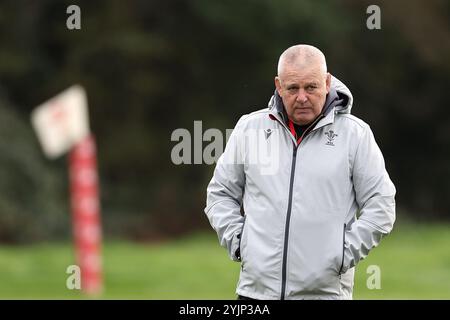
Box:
[287,87,298,93]
[306,86,317,92]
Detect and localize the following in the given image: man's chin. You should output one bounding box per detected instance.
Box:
[292,116,314,126]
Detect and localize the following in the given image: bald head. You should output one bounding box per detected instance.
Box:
[274,44,331,125]
[277,45,327,77]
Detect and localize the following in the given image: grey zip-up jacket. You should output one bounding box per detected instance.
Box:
[204,76,396,300]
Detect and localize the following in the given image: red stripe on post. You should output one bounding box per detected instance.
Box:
[69,134,103,295]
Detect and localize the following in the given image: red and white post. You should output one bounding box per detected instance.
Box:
[69,134,103,295]
[31,85,103,295]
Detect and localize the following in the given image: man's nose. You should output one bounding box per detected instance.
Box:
[296,89,308,103]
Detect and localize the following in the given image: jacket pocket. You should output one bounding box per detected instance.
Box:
[338,223,346,275]
[237,215,247,263]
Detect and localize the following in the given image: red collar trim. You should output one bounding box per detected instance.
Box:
[288,119,302,144]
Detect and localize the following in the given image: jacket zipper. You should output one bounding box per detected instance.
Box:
[278,114,325,300]
[338,224,347,276]
[280,143,298,300]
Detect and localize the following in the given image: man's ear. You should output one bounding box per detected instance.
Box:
[325,73,331,93]
[275,77,282,96]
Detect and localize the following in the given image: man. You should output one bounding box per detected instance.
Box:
[204,45,396,300]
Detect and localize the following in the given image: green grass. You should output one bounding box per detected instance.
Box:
[0,223,449,299]
[353,222,450,299]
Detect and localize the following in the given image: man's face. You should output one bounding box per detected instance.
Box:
[275,65,331,126]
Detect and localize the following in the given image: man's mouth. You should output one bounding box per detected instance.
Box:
[294,107,312,112]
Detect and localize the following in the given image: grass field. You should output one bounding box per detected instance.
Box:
[0,222,449,299]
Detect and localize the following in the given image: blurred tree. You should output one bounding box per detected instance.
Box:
[0,89,69,243]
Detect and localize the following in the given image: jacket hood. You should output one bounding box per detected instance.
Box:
[268,75,354,119]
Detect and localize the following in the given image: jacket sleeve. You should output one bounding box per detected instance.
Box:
[342,124,396,273]
[204,116,246,262]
